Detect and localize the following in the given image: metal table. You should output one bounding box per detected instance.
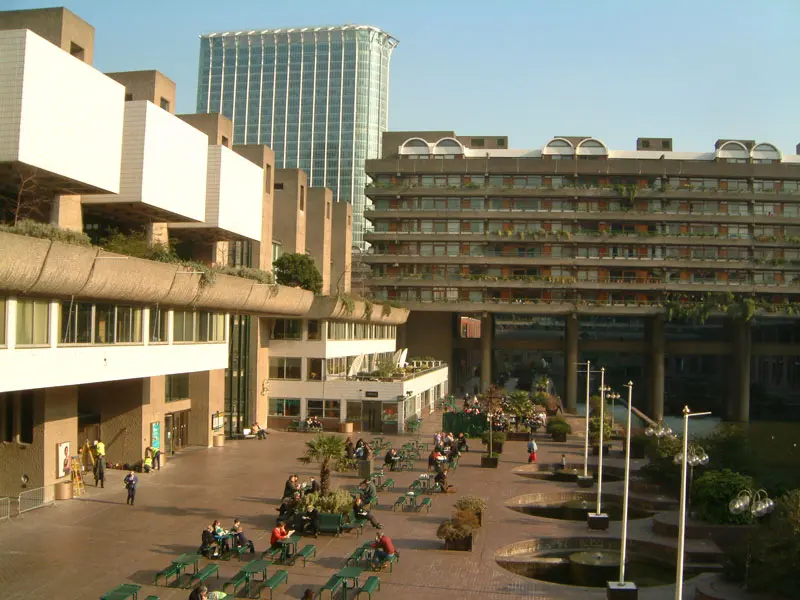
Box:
[242,558,271,596]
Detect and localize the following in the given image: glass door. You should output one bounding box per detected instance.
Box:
[363,401,382,433]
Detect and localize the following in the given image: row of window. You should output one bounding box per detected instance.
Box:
[0,298,225,348]
[269,352,396,380]
[271,319,397,341]
[269,398,344,419]
[370,174,800,193]
[370,197,798,216]
[369,221,800,239]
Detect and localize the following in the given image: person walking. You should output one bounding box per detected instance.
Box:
[93,454,105,488]
[123,471,138,506]
[527,438,538,463]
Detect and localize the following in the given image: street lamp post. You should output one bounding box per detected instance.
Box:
[729,488,775,590]
[607,381,638,599]
[576,361,597,489]
[673,444,709,520]
[673,406,712,600]
[588,368,610,530]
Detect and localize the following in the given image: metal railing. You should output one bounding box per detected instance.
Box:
[0,497,11,521]
[18,485,55,516]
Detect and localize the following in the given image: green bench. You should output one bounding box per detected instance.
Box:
[222,570,248,595]
[347,546,367,566]
[100,584,142,600]
[263,569,288,600]
[154,563,181,586]
[380,478,394,491]
[232,543,252,560]
[373,553,398,573]
[144,596,159,600]
[408,480,421,492]
[320,574,344,599]
[290,544,317,566]
[358,575,381,599]
[317,512,344,536]
[343,510,366,536]
[419,497,433,513]
[392,496,406,511]
[261,546,284,563]
[188,563,219,587]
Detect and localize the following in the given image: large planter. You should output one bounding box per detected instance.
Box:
[551,432,568,443]
[481,456,499,468]
[491,442,504,454]
[506,431,529,442]
[444,533,474,551]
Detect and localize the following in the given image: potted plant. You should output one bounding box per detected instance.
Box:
[454,495,487,527]
[480,452,499,468]
[298,433,347,494]
[481,430,506,454]
[506,390,533,440]
[436,510,478,551]
[589,416,613,455]
[298,488,353,535]
[547,417,572,442]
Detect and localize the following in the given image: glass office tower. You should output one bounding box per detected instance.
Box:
[197,25,398,247]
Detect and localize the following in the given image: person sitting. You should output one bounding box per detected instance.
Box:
[434,468,453,493]
[231,518,255,553]
[302,589,315,600]
[188,584,208,600]
[251,422,268,440]
[384,448,400,471]
[457,433,469,452]
[354,496,383,529]
[369,532,397,570]
[142,453,153,473]
[200,524,218,558]
[428,450,438,471]
[212,520,231,553]
[354,438,366,459]
[283,474,300,500]
[345,438,356,460]
[361,442,373,461]
[359,478,378,506]
[308,476,321,494]
[270,520,295,558]
[278,492,302,521]
[300,505,319,537]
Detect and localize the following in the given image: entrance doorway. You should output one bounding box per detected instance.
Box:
[165,410,190,453]
[363,401,383,433]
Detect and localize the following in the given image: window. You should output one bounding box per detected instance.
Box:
[300,186,305,210]
[0,298,5,346]
[497,138,506,147]
[165,374,190,402]
[307,399,340,419]
[173,310,198,342]
[150,306,167,343]
[308,358,323,381]
[116,306,143,343]
[326,203,331,219]
[199,312,225,342]
[272,241,283,262]
[472,138,485,148]
[274,182,284,191]
[221,135,229,147]
[94,303,114,344]
[641,140,651,149]
[307,320,321,340]
[160,97,170,111]
[124,93,133,101]
[273,319,302,340]
[269,357,302,379]
[19,391,33,444]
[269,398,300,417]
[69,42,85,60]
[16,299,49,346]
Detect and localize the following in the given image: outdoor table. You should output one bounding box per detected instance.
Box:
[337,565,364,595]
[242,559,270,596]
[406,490,421,508]
[369,471,384,486]
[418,474,431,490]
[171,553,202,576]
[100,583,141,600]
[360,541,376,563]
[278,533,302,560]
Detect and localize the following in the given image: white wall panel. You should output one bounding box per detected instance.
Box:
[0,30,125,193]
[269,338,396,359]
[214,146,263,241]
[0,342,228,393]
[86,101,208,221]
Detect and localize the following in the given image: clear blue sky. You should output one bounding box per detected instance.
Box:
[8,0,800,153]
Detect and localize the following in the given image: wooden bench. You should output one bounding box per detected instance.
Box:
[154,563,180,586]
[222,570,248,595]
[263,569,288,600]
[380,478,394,491]
[290,544,317,566]
[320,574,344,599]
[392,496,406,511]
[261,546,283,563]
[419,497,433,513]
[358,575,381,599]
[188,563,219,587]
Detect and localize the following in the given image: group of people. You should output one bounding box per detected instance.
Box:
[345,438,373,461]
[304,416,323,430]
[200,518,256,559]
[251,422,269,439]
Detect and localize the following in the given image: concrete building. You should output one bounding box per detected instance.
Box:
[364,131,800,422]
[307,187,333,295]
[331,202,354,294]
[267,297,448,434]
[195,25,399,248]
[0,12,314,497]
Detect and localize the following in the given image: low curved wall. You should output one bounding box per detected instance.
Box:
[0,232,313,316]
[652,511,756,551]
[305,295,409,325]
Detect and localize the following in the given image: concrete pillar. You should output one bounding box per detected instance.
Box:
[146,223,169,247]
[649,316,665,421]
[480,313,493,392]
[731,320,751,422]
[188,370,226,446]
[252,317,270,426]
[564,314,579,413]
[49,194,83,232]
[41,386,78,488]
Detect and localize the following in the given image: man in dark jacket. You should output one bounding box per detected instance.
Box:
[123,471,138,506]
[188,584,208,600]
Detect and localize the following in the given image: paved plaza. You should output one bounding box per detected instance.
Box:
[0,415,715,600]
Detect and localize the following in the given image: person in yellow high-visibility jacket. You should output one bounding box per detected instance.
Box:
[94,440,105,458]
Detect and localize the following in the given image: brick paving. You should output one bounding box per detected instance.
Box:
[0,414,723,599]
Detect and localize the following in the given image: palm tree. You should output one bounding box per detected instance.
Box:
[298,434,346,495]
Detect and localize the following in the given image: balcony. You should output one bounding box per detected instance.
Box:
[170,145,264,242]
[0,29,125,195]
[82,101,209,223]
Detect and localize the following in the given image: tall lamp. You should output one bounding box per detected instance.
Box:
[577,361,595,488]
[729,488,775,590]
[588,367,610,531]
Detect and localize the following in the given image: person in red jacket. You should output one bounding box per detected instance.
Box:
[369,532,396,569]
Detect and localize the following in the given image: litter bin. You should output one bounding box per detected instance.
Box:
[339,422,354,434]
[213,434,225,448]
[55,480,73,500]
[357,458,373,480]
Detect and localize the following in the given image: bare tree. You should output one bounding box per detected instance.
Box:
[0,167,43,225]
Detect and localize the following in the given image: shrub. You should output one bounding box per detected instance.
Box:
[298,488,353,515]
[436,510,478,541]
[691,469,756,525]
[454,495,487,514]
[589,394,609,416]
[698,424,753,476]
[0,219,91,246]
[547,417,572,435]
[589,416,613,445]
[273,253,323,293]
[481,431,506,445]
[640,433,683,492]
[747,489,800,598]
[215,265,273,284]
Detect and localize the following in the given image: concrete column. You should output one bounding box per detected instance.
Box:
[41,386,79,488]
[146,223,169,247]
[49,194,83,231]
[253,317,270,426]
[480,313,493,392]
[564,314,579,413]
[649,316,665,421]
[188,370,225,446]
[731,320,751,422]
